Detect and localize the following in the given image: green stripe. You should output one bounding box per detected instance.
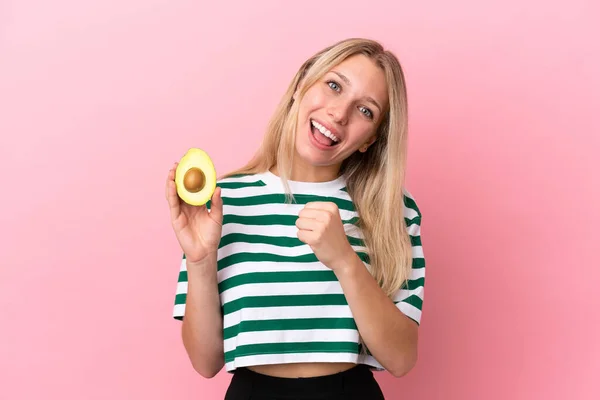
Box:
[411,235,422,246]
[396,294,423,310]
[219,233,302,248]
[222,194,355,211]
[218,180,266,189]
[178,270,187,283]
[347,236,364,246]
[223,294,348,315]
[403,195,421,215]
[400,277,425,291]
[223,214,360,226]
[219,271,424,293]
[219,270,336,292]
[346,216,360,225]
[223,317,357,340]
[181,270,423,291]
[182,249,411,269]
[218,251,369,271]
[175,293,186,305]
[405,216,421,226]
[218,233,365,249]
[412,257,425,268]
[225,341,359,362]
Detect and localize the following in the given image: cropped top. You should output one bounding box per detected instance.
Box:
[172,170,426,372]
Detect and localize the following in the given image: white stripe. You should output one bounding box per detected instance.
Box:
[223,203,357,219]
[220,186,268,198]
[221,281,343,305]
[218,261,330,282]
[403,205,419,220]
[218,175,264,184]
[225,352,362,371]
[392,286,424,303]
[173,304,185,318]
[224,329,359,353]
[180,258,419,302]
[217,241,368,261]
[218,242,313,259]
[408,266,426,280]
[407,222,421,236]
[344,223,363,238]
[221,184,354,203]
[412,245,424,259]
[223,305,353,329]
[222,223,363,239]
[362,355,385,370]
[397,302,422,324]
[176,281,188,295]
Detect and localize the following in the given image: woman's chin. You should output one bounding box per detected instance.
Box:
[296,148,338,168]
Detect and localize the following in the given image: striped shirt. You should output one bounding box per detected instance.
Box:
[172,170,426,372]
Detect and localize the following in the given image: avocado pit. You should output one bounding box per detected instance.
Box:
[183,167,205,193]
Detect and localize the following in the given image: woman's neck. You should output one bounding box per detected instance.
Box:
[270,162,341,183]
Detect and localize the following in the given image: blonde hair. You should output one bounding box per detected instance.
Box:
[224,38,413,302]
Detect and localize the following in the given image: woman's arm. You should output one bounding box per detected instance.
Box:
[296,201,423,377]
[334,254,419,377]
[181,257,225,378]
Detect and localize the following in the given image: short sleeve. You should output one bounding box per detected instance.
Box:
[392,191,426,325]
[173,254,189,321]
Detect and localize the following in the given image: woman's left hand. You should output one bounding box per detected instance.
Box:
[296,201,356,271]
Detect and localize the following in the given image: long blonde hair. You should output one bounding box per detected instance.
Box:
[224,38,413,300]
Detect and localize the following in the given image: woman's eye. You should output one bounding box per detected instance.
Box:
[359,106,373,119]
[328,81,340,91]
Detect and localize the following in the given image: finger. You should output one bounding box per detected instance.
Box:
[165,162,178,199]
[296,216,322,231]
[304,201,336,209]
[304,201,338,213]
[304,201,327,209]
[208,186,223,224]
[170,161,178,179]
[166,165,181,222]
[298,208,329,222]
[297,229,317,244]
[167,182,181,222]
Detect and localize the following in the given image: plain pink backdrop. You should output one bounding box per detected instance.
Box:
[1,1,599,399]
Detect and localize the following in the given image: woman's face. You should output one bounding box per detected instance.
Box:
[293,54,389,174]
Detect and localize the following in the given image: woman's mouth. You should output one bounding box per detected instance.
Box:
[310,119,340,147]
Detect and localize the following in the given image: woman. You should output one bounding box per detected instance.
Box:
[165,38,426,400]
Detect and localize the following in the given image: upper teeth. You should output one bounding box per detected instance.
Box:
[311,120,339,142]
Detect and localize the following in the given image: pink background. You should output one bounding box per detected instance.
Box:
[1,1,599,399]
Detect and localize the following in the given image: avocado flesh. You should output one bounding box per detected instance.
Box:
[175,148,216,206]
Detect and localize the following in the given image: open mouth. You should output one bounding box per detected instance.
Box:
[310,119,340,147]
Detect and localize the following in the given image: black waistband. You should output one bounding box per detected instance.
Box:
[231,364,375,396]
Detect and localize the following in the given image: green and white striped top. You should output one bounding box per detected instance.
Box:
[172,170,426,372]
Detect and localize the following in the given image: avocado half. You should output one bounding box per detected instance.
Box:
[175,148,217,206]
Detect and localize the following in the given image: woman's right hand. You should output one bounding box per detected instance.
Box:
[165,161,223,265]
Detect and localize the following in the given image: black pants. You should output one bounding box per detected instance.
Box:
[224,364,385,400]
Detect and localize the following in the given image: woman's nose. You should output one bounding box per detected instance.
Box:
[327,101,350,125]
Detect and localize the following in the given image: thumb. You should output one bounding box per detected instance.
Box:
[208,186,223,222]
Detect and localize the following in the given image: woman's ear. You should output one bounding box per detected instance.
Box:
[292,78,307,101]
[292,86,301,101]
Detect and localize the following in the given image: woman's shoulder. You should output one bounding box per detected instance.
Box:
[216,172,266,186]
[401,187,423,221]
